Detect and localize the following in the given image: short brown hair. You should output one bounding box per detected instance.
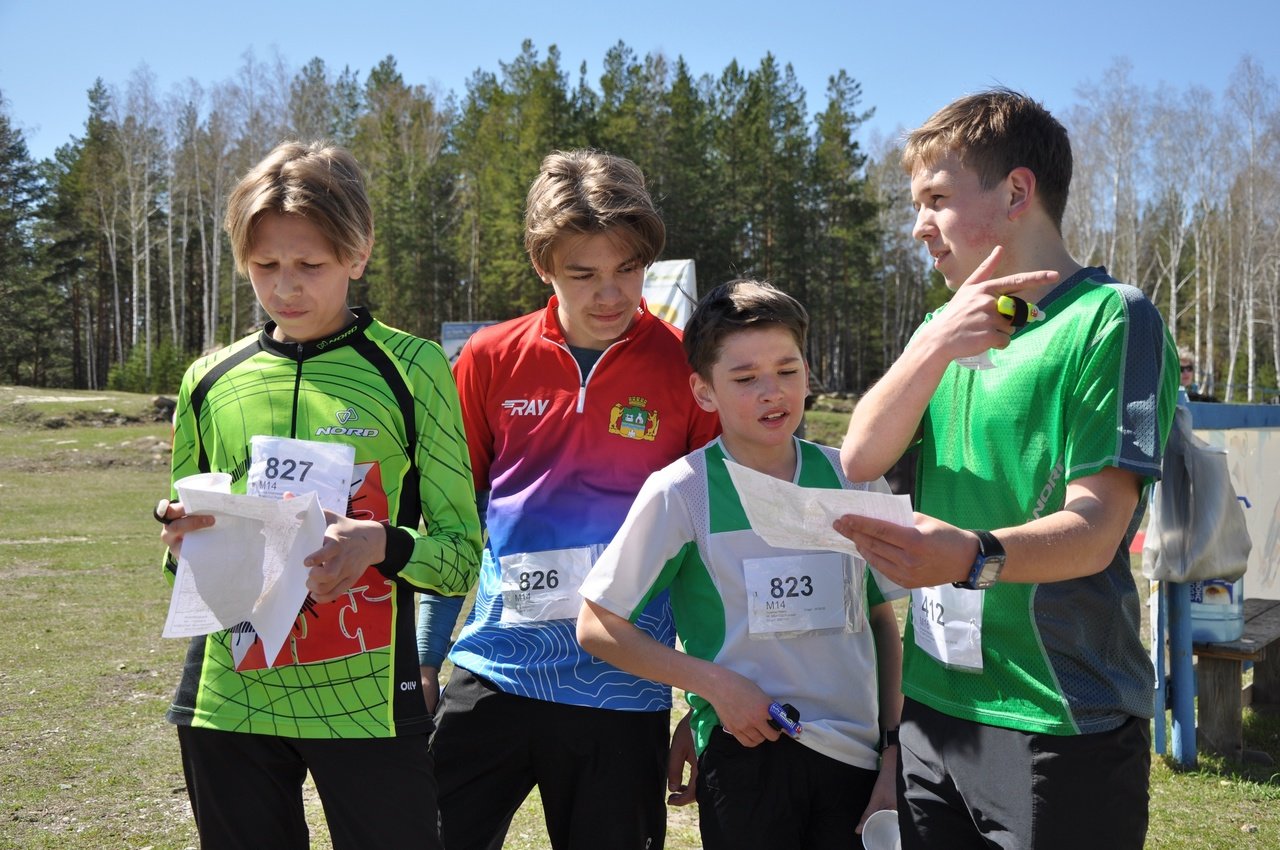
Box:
[225,141,374,276]
[524,149,665,274]
[683,279,809,378]
[902,88,1073,230]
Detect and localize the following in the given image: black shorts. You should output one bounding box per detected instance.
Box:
[897,697,1150,850]
[431,667,669,850]
[696,726,879,850]
[176,724,439,850]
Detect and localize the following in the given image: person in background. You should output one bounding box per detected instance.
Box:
[1180,346,1220,402]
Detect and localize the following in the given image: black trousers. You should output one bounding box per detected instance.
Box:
[431,667,669,850]
[898,697,1150,850]
[176,724,440,850]
[695,726,879,850]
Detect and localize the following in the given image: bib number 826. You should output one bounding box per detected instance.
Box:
[518,569,560,591]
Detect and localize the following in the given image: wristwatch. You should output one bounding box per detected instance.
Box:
[953,530,1006,590]
[879,726,900,752]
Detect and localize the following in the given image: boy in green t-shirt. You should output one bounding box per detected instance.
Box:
[834,89,1178,849]
[579,279,904,849]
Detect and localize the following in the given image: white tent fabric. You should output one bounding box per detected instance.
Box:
[642,259,697,330]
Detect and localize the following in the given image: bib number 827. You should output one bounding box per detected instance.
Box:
[263,456,313,482]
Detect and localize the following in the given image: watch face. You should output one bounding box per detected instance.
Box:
[976,554,1005,588]
[972,531,1005,588]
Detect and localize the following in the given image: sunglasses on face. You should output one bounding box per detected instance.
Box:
[1181,364,1194,373]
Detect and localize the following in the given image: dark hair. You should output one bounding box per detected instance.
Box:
[683,279,809,378]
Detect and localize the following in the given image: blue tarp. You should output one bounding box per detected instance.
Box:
[1189,402,1280,430]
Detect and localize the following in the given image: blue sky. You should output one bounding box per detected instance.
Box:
[1,0,1276,163]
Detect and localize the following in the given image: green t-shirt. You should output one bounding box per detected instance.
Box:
[905,268,1178,735]
[164,309,482,739]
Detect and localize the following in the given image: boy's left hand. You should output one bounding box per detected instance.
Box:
[855,748,900,835]
[304,510,387,603]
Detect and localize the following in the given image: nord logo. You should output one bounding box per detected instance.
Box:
[1032,461,1064,519]
[502,399,550,416]
[315,426,381,438]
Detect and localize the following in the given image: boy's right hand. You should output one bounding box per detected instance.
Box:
[155,499,215,559]
[667,711,698,806]
[706,667,781,747]
[419,665,441,715]
[920,246,1059,363]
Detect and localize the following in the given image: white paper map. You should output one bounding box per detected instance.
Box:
[723,460,914,557]
[161,471,326,666]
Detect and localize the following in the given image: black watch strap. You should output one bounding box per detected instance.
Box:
[954,530,1006,590]
[880,726,899,752]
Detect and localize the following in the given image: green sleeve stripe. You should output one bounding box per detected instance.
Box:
[865,566,885,607]
[628,541,696,622]
[796,439,842,488]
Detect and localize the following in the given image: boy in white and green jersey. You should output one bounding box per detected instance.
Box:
[579,280,904,850]
[836,90,1178,850]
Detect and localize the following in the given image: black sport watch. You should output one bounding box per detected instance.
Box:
[953,530,1006,590]
[879,726,900,752]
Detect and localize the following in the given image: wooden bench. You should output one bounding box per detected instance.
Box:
[1193,598,1280,760]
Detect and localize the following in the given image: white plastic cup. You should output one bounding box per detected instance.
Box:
[862,808,902,850]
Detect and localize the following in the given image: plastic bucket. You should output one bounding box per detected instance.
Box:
[1189,578,1244,643]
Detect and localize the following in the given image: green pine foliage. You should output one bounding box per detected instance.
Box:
[105,339,188,394]
[0,96,50,384]
[2,44,900,394]
[11,48,1272,397]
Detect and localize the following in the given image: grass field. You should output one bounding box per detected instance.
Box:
[1,387,1277,848]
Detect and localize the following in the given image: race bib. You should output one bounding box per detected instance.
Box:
[912,585,984,670]
[499,548,596,623]
[248,436,356,517]
[744,553,848,637]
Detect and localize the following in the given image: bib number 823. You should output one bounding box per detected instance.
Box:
[770,575,813,599]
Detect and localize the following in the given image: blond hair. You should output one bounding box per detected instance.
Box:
[524,149,665,274]
[225,141,373,276]
[903,88,1073,230]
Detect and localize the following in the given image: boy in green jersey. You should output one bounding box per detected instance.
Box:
[579,279,905,849]
[834,89,1178,849]
[155,141,482,849]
